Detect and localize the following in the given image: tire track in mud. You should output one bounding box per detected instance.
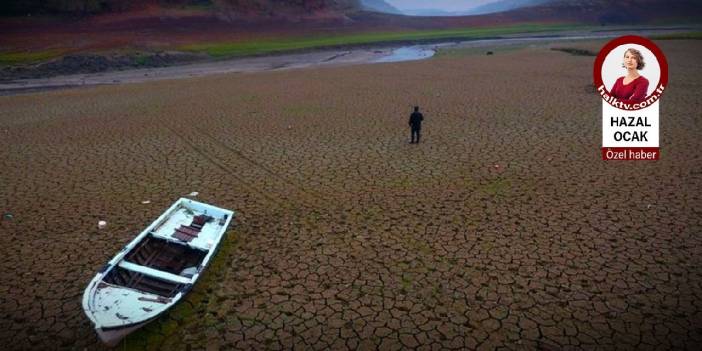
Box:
[166,125,331,211]
[191,126,332,207]
[164,125,289,209]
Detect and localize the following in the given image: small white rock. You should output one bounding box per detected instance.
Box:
[188,191,199,197]
[98,220,107,229]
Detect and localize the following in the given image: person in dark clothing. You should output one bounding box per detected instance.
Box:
[408,106,424,144]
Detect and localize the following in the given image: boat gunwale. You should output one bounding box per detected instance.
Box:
[82,198,235,332]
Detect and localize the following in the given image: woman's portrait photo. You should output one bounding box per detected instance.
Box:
[601,44,660,104]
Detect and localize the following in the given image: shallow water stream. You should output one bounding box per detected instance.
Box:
[375,46,436,63]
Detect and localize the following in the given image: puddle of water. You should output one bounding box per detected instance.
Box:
[375,46,435,63]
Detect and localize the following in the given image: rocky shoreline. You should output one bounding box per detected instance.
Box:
[0,51,207,82]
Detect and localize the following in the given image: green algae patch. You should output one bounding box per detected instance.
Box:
[0,50,63,65]
[180,23,585,58]
[482,178,511,197]
[650,31,702,40]
[122,230,240,350]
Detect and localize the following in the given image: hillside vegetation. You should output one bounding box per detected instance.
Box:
[1,0,360,16]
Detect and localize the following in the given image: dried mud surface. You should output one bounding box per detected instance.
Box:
[1,40,701,350]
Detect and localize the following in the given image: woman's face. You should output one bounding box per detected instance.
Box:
[623,51,638,70]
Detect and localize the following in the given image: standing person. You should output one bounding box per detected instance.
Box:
[409,106,424,144]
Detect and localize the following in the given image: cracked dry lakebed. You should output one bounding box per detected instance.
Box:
[0,39,701,350]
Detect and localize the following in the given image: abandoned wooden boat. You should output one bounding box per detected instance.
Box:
[82,198,234,346]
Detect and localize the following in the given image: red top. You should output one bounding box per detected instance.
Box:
[610,76,649,103]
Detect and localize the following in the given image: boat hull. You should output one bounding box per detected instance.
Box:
[83,198,235,345]
[97,321,151,347]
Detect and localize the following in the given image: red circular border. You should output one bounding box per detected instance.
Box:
[593,35,668,110]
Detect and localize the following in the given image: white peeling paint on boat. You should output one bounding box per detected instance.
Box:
[82,198,235,345]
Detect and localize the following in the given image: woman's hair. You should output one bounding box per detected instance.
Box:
[624,48,645,70]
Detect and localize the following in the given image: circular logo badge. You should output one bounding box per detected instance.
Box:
[593,35,668,111]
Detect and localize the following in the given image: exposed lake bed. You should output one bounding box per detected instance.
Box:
[1,37,701,349]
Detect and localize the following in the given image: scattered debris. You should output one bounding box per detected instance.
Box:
[98,220,107,229]
[141,200,151,204]
[647,204,652,209]
[486,51,494,55]
[494,164,501,169]
[287,125,293,130]
[188,191,199,197]
[3,212,13,221]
